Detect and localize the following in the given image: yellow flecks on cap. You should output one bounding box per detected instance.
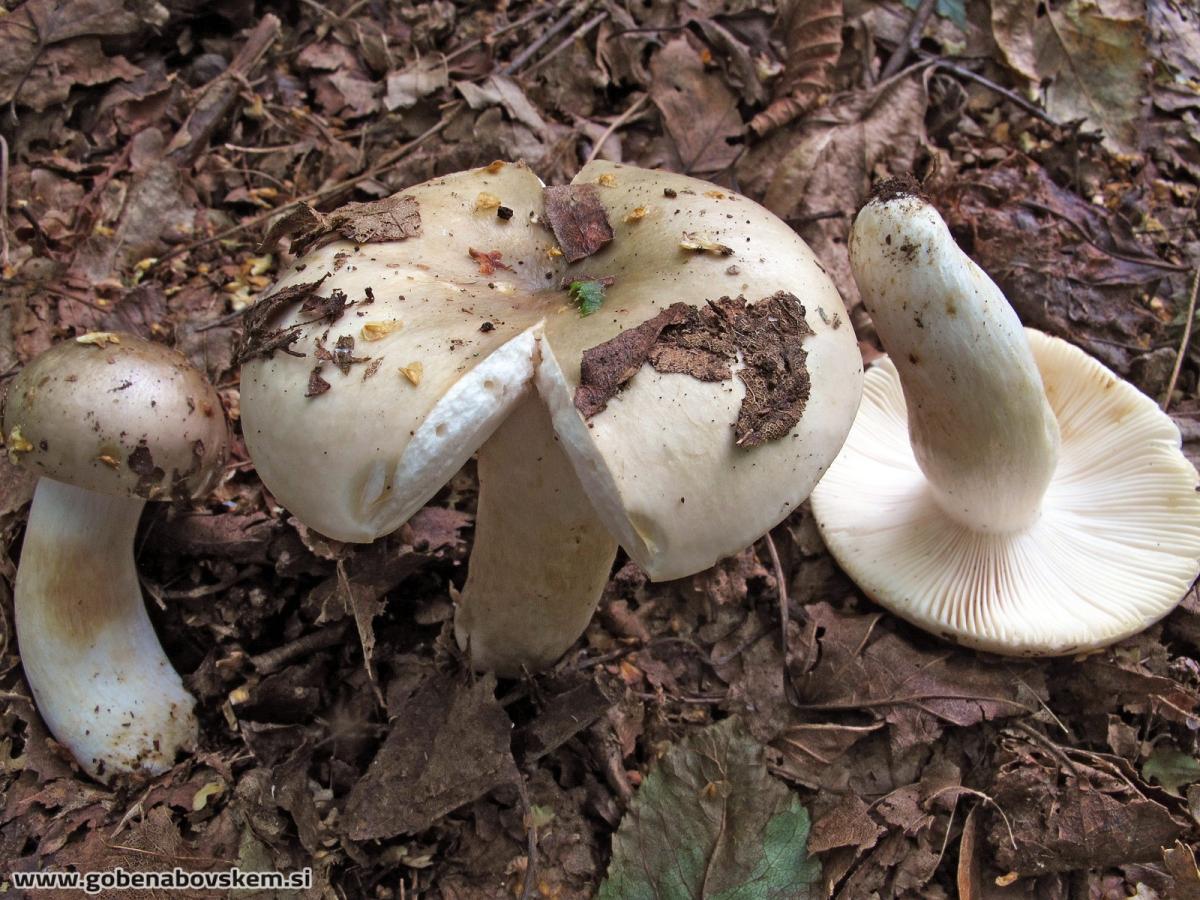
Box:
[597,173,617,187]
[400,362,424,386]
[625,206,647,223]
[76,332,122,347]
[475,192,502,211]
[547,246,564,258]
[485,160,506,174]
[5,426,33,463]
[361,320,403,341]
[96,454,120,469]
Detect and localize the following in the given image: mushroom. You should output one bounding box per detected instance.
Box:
[3,333,230,780]
[240,160,862,676]
[810,180,1200,655]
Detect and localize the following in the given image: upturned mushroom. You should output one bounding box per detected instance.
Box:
[240,160,863,676]
[3,333,229,780]
[811,180,1200,655]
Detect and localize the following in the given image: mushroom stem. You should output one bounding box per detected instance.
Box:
[15,479,197,781]
[454,393,617,676]
[850,189,1061,533]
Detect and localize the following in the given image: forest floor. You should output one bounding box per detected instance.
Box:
[2,0,1200,897]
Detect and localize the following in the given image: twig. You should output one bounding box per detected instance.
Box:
[880,0,938,80]
[148,107,461,272]
[925,785,1019,851]
[763,532,790,660]
[502,1,589,75]
[919,52,1061,127]
[0,135,8,268]
[1011,719,1083,778]
[1018,199,1188,272]
[249,621,352,674]
[166,15,282,166]
[584,94,649,164]
[1163,267,1200,412]
[525,11,609,76]
[515,774,539,900]
[445,2,566,64]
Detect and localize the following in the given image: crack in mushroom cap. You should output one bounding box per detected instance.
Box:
[242,162,862,580]
[811,329,1200,655]
[3,335,230,499]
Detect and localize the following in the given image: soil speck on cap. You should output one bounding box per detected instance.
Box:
[305,366,331,398]
[867,173,926,208]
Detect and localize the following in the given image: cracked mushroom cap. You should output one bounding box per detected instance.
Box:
[241,161,863,579]
[3,334,230,499]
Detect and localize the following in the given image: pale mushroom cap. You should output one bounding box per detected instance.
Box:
[811,329,1200,655]
[3,334,230,499]
[242,161,862,580]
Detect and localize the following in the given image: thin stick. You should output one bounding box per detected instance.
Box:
[880,0,938,80]
[445,2,565,64]
[0,135,8,268]
[148,108,460,272]
[584,94,649,164]
[516,774,539,900]
[1163,267,1199,412]
[502,1,588,75]
[763,532,790,659]
[249,621,351,674]
[1018,199,1188,272]
[525,11,608,76]
[919,52,1060,127]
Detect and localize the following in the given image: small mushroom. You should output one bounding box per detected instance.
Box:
[241,161,863,676]
[811,182,1200,655]
[3,334,229,780]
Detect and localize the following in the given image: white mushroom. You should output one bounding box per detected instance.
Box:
[811,181,1200,655]
[3,334,229,780]
[240,161,863,676]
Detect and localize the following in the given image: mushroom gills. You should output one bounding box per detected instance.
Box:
[15,479,197,779]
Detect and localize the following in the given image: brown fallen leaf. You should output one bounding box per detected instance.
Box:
[989,737,1188,875]
[650,35,743,175]
[542,184,614,263]
[343,673,518,840]
[751,0,844,136]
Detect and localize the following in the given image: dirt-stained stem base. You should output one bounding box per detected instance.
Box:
[454,393,618,677]
[15,480,197,782]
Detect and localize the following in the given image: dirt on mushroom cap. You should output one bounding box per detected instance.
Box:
[2,334,230,500]
[574,291,815,447]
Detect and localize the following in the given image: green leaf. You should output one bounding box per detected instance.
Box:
[568,279,606,316]
[1143,747,1200,796]
[598,717,821,900]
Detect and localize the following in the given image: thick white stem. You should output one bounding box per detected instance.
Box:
[454,392,618,676]
[15,480,197,781]
[850,193,1061,532]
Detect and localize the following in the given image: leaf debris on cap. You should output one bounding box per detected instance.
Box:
[543,184,614,263]
[260,193,421,255]
[575,292,814,446]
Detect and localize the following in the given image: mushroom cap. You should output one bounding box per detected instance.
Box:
[3,334,230,500]
[811,328,1200,655]
[241,161,862,579]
